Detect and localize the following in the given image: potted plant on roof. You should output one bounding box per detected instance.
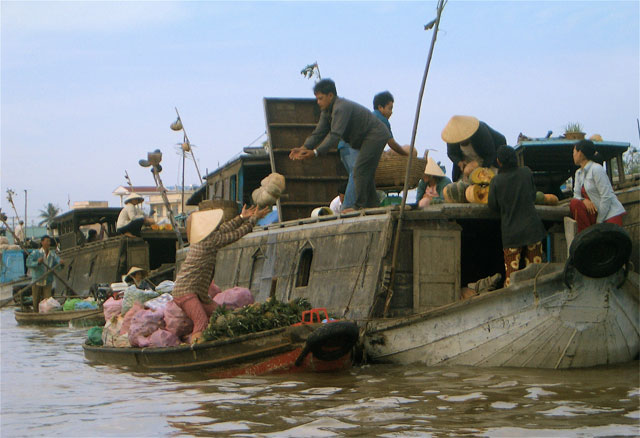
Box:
[564,122,586,140]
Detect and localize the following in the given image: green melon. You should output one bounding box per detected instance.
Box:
[535,191,545,205]
[443,181,470,203]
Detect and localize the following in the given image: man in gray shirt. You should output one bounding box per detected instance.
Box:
[289,79,392,209]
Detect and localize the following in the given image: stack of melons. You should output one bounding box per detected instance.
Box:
[465,167,494,204]
[252,173,285,207]
[535,191,559,206]
[443,180,470,203]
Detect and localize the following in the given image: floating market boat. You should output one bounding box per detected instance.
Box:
[14,308,105,327]
[48,207,182,297]
[82,319,358,374]
[183,97,639,369]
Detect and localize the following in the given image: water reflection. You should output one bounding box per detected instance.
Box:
[1,307,638,437]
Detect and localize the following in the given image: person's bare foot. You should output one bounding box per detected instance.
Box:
[189,332,204,344]
[341,208,356,213]
[123,232,136,238]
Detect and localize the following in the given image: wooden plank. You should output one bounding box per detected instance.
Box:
[505,319,563,367]
[413,229,460,311]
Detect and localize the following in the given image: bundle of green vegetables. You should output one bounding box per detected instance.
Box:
[203,297,312,341]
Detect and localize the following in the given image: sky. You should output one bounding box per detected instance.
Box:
[1,0,638,225]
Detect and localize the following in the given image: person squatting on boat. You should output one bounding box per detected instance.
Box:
[116,192,155,237]
[415,157,451,207]
[171,205,270,343]
[123,266,155,291]
[442,115,506,183]
[570,139,626,234]
[289,79,407,210]
[488,146,547,287]
[26,235,64,312]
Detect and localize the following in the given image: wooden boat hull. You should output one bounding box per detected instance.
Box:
[364,264,639,369]
[15,309,105,327]
[83,322,357,374]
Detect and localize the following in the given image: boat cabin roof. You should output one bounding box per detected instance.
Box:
[49,207,122,230]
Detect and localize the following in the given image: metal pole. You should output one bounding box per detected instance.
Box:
[24,190,27,234]
[181,151,185,214]
[382,0,446,317]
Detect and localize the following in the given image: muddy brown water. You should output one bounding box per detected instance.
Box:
[1,307,638,437]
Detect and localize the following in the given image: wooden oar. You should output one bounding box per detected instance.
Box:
[0,269,51,309]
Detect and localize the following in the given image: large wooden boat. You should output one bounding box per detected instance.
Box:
[48,207,183,296]
[15,308,105,327]
[83,320,358,374]
[173,98,639,369]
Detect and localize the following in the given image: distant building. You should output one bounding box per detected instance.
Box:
[72,201,108,209]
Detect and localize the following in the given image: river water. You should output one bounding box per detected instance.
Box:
[1,306,638,438]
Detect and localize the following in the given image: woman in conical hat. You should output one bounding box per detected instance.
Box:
[416,157,452,207]
[442,115,506,182]
[171,204,271,344]
[123,266,155,290]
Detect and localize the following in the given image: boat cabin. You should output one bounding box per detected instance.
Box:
[49,208,182,295]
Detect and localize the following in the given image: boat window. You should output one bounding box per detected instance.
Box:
[296,248,313,287]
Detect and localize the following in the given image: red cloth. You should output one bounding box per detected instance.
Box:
[570,188,624,233]
[173,293,217,337]
[503,241,543,287]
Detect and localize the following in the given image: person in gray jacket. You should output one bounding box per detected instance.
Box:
[289,79,394,209]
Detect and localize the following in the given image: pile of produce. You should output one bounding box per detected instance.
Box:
[535,191,559,205]
[203,297,312,341]
[465,167,494,204]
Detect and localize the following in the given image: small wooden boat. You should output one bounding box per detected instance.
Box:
[15,308,105,327]
[83,320,358,374]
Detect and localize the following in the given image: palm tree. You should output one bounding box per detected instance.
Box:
[38,203,60,226]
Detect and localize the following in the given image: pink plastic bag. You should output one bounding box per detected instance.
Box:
[39,297,61,313]
[148,329,180,348]
[120,302,144,335]
[103,297,123,321]
[163,301,194,338]
[213,286,254,309]
[128,308,166,347]
[208,280,222,299]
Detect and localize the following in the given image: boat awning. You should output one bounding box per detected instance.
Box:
[50,207,123,229]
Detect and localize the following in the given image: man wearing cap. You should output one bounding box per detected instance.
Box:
[442,115,506,182]
[26,235,63,312]
[116,192,155,237]
[415,157,452,206]
[172,204,270,343]
[289,79,403,209]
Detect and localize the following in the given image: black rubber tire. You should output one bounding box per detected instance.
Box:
[569,223,631,278]
[305,321,359,362]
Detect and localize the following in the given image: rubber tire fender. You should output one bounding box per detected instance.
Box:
[303,321,359,363]
[569,222,632,278]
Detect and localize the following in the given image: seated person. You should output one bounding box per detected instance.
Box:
[416,158,451,207]
[442,115,506,182]
[86,224,106,243]
[116,193,155,237]
[123,266,155,291]
[569,140,626,233]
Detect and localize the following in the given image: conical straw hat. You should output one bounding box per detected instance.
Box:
[423,157,445,177]
[124,192,144,204]
[187,209,224,244]
[124,266,146,282]
[441,115,480,143]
